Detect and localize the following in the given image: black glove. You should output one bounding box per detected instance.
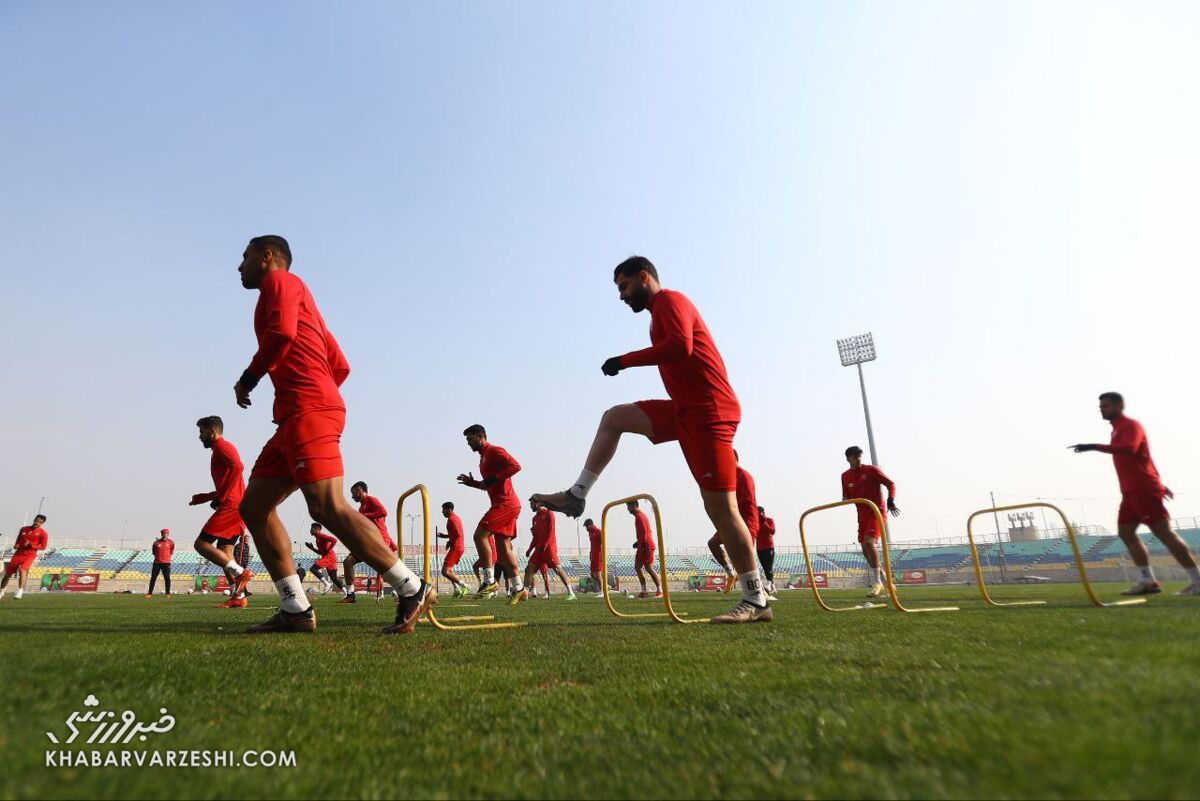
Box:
[601,357,624,377]
[1071,444,1097,453]
[886,498,901,517]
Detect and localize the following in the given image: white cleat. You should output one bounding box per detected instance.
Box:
[866,583,884,598]
[1121,581,1162,596]
[1174,582,1200,597]
[710,599,773,624]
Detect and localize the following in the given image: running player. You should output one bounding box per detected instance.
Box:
[585,518,604,595]
[341,481,397,603]
[1071,392,1200,596]
[530,257,768,622]
[841,445,900,598]
[457,424,527,603]
[146,528,175,597]
[757,506,778,600]
[0,515,48,600]
[232,235,432,634]
[627,500,661,598]
[437,502,469,598]
[305,523,345,594]
[523,500,577,600]
[190,416,253,608]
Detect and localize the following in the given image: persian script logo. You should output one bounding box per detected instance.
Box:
[46,695,176,745]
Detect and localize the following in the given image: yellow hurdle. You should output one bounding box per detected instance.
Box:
[966,502,1144,608]
[601,493,701,624]
[396,484,526,631]
[799,499,959,613]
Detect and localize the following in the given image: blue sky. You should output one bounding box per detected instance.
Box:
[3,1,1199,553]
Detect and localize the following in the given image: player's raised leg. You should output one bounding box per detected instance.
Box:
[707,532,736,592]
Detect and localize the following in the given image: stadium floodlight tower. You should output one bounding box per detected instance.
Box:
[837,332,881,467]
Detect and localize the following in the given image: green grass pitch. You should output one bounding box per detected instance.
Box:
[1,584,1198,799]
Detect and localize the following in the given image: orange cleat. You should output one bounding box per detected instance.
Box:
[144,594,154,598]
[229,595,248,608]
[231,568,254,598]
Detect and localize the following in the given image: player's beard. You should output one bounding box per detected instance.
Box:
[625,285,651,313]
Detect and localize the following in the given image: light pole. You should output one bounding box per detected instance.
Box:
[836,333,880,466]
[990,491,1008,584]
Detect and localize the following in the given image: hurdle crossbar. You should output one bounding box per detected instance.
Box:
[398,484,525,630]
[601,493,700,624]
[966,502,1144,608]
[799,499,959,613]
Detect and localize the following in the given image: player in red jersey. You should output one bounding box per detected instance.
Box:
[145,529,175,597]
[232,236,432,634]
[1071,392,1200,596]
[530,257,768,623]
[756,506,778,600]
[437,502,469,598]
[0,515,48,601]
[584,518,604,595]
[457,424,528,604]
[841,446,900,598]
[340,481,396,603]
[189,416,253,608]
[627,500,661,598]
[522,500,577,600]
[304,523,345,595]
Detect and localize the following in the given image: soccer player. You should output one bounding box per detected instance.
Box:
[844,448,902,597]
[1071,392,1200,596]
[190,416,253,610]
[530,257,768,623]
[146,528,175,597]
[0,514,48,600]
[231,235,432,634]
[304,523,345,594]
[523,500,577,601]
[627,500,661,598]
[757,506,778,600]
[585,518,604,595]
[341,481,397,603]
[841,446,900,598]
[437,502,469,598]
[456,424,527,604]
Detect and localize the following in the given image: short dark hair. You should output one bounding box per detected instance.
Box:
[626,500,638,508]
[442,501,454,511]
[310,522,322,531]
[34,514,46,523]
[845,446,863,458]
[583,518,594,526]
[613,256,658,282]
[196,415,224,432]
[463,424,486,438]
[351,481,368,492]
[249,234,292,267]
[1099,392,1124,404]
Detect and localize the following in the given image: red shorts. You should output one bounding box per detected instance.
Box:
[249,409,346,486]
[479,504,520,538]
[856,506,884,544]
[202,507,245,541]
[444,547,465,570]
[635,548,655,569]
[529,546,559,572]
[315,553,338,570]
[1118,490,1169,526]
[590,549,603,574]
[636,400,738,492]
[4,553,35,576]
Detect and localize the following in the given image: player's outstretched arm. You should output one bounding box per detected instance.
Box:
[190,492,217,506]
[1069,444,1099,453]
[456,472,483,490]
[886,497,901,517]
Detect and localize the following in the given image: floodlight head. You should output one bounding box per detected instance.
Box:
[836,333,876,367]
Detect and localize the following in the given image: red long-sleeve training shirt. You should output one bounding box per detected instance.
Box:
[735,466,760,537]
[757,517,776,550]
[151,538,175,564]
[445,513,464,551]
[617,289,740,422]
[1094,416,1164,494]
[531,508,556,551]
[634,510,655,552]
[841,465,896,512]
[245,270,350,424]
[14,526,48,555]
[313,530,338,557]
[358,495,391,542]
[193,438,245,511]
[478,443,521,508]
